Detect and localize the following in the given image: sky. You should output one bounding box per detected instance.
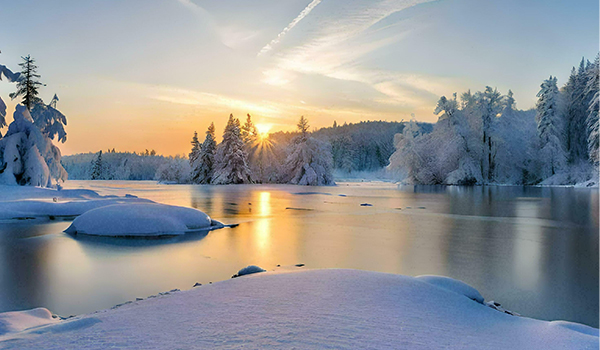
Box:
[0,0,598,156]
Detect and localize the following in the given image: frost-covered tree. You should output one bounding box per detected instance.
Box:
[0,105,67,186]
[564,58,590,162]
[9,55,43,110]
[475,87,503,182]
[191,123,217,184]
[283,116,334,186]
[586,56,599,166]
[212,115,252,184]
[90,150,104,180]
[189,131,200,165]
[156,155,191,183]
[536,76,566,177]
[0,64,22,135]
[30,94,67,143]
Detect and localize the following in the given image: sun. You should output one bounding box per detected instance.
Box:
[255,123,272,137]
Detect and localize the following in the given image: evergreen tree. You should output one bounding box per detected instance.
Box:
[241,114,257,145]
[564,58,589,161]
[212,115,252,184]
[476,87,503,182]
[189,131,201,166]
[191,123,217,184]
[30,94,67,143]
[536,76,566,177]
[9,55,43,110]
[91,150,104,180]
[283,116,334,186]
[586,55,599,166]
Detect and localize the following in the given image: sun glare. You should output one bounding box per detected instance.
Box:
[255,123,272,137]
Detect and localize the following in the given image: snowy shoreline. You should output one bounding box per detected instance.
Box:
[0,269,597,349]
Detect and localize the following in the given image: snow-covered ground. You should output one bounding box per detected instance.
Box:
[0,269,596,349]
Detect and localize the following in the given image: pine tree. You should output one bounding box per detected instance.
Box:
[91,150,104,180]
[30,94,67,143]
[212,115,252,184]
[586,55,599,166]
[536,76,566,177]
[283,116,334,186]
[241,114,257,145]
[297,116,309,139]
[9,55,43,110]
[564,58,589,161]
[191,123,217,184]
[189,131,201,166]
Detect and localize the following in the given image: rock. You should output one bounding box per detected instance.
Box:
[193,282,202,287]
[360,203,373,207]
[295,264,305,267]
[232,265,266,278]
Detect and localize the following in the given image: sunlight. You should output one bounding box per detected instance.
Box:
[255,123,272,137]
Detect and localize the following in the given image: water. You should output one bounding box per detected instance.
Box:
[0,181,597,327]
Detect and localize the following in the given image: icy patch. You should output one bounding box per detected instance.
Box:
[416,275,484,303]
[232,265,266,278]
[0,308,58,336]
[65,203,221,237]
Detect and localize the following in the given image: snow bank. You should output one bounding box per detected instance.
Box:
[64,203,219,237]
[0,308,58,336]
[1,269,596,349]
[232,265,266,278]
[416,275,484,303]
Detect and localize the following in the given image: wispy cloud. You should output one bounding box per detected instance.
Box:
[258,0,323,56]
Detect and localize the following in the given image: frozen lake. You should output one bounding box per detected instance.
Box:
[0,181,598,327]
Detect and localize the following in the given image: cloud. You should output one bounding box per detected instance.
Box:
[258,0,323,56]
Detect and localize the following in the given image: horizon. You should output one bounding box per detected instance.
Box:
[0,0,598,156]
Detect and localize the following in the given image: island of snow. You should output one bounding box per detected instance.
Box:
[64,203,224,237]
[1,269,596,349]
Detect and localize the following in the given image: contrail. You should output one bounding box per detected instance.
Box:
[258,0,323,56]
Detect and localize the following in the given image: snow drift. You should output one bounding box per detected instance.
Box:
[64,203,223,237]
[0,269,596,349]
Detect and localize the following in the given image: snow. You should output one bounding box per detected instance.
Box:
[0,269,596,349]
[65,203,221,237]
[232,265,266,278]
[416,275,484,303]
[0,308,58,336]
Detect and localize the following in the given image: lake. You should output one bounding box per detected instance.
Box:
[0,181,597,327]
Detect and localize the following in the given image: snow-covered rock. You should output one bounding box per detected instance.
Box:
[64,203,220,237]
[0,269,597,349]
[232,265,266,278]
[0,308,58,336]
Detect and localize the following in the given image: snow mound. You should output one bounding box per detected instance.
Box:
[232,265,266,278]
[0,308,58,336]
[416,275,484,303]
[549,321,600,337]
[2,269,596,349]
[64,203,220,237]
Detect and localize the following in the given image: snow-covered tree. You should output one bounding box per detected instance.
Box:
[189,131,200,165]
[156,155,191,183]
[191,123,217,184]
[585,55,599,166]
[536,76,566,177]
[475,87,503,182]
[212,115,252,184]
[30,94,67,143]
[283,116,334,186]
[9,55,43,110]
[0,64,22,136]
[564,58,590,162]
[90,150,104,180]
[0,105,67,186]
[241,114,257,145]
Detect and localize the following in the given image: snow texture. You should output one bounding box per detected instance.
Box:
[0,308,58,336]
[416,275,484,303]
[64,203,218,237]
[0,269,596,349]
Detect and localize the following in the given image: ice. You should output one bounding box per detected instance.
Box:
[1,269,596,349]
[64,203,220,237]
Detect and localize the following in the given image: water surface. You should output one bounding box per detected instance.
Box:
[0,181,597,327]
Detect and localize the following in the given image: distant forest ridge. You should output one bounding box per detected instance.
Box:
[61,120,433,181]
